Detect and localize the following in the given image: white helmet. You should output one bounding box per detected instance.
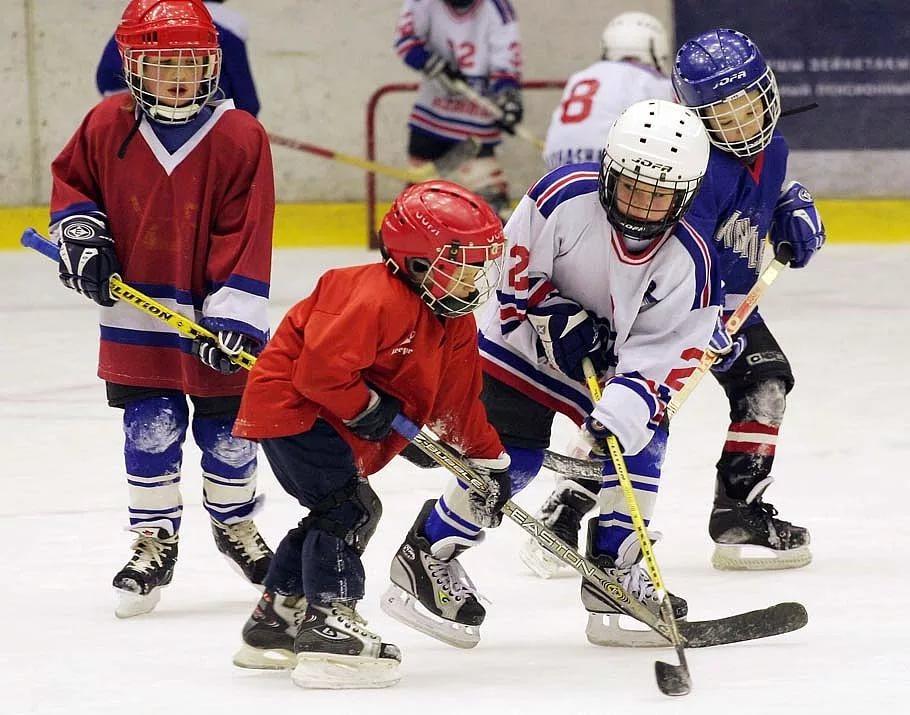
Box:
[601,11,670,73]
[599,99,710,242]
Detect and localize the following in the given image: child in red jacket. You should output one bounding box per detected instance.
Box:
[231,181,507,689]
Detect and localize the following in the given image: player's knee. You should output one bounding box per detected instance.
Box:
[733,377,788,426]
[124,397,186,455]
[194,417,257,470]
[304,480,382,556]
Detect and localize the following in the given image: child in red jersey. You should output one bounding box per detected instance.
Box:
[231,181,507,689]
[51,0,274,618]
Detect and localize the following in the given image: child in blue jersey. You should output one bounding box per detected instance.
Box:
[527,28,825,576]
[96,0,260,117]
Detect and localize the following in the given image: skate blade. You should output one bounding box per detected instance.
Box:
[585,611,676,648]
[712,544,812,571]
[114,586,162,619]
[291,653,400,689]
[380,584,480,649]
[519,538,571,579]
[232,643,295,670]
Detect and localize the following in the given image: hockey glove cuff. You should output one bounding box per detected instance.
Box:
[770,181,825,268]
[466,453,511,528]
[344,389,402,442]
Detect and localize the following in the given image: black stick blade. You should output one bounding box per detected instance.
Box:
[655,660,691,696]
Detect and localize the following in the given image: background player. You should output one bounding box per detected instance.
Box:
[394,0,523,219]
[230,181,508,689]
[528,28,825,576]
[96,0,261,117]
[382,100,719,648]
[543,11,674,170]
[51,0,274,617]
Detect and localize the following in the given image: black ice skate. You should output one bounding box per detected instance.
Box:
[292,601,401,689]
[112,527,178,618]
[381,499,485,649]
[519,478,597,579]
[580,522,688,647]
[710,476,811,571]
[232,590,307,670]
[210,518,273,587]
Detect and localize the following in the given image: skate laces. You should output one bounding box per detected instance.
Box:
[128,534,174,573]
[331,603,380,641]
[615,563,657,604]
[221,520,269,560]
[427,556,481,603]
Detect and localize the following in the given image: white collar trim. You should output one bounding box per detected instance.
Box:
[138,99,235,176]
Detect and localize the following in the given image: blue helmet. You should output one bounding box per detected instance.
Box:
[672,29,780,158]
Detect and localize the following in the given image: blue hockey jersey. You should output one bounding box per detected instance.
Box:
[684,129,788,321]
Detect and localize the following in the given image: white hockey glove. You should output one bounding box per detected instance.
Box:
[466,453,511,528]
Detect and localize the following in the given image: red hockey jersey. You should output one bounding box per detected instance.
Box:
[234,263,504,476]
[49,95,274,396]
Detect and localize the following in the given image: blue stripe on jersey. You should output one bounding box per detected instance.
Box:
[490,0,516,23]
[478,333,592,412]
[495,289,526,311]
[537,178,598,219]
[219,273,271,299]
[609,375,660,418]
[50,202,103,224]
[413,102,500,130]
[100,326,193,351]
[676,219,719,310]
[527,162,600,201]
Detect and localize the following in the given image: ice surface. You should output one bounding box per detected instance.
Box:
[2,245,908,713]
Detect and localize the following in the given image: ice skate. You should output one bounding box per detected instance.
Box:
[112,528,178,618]
[519,478,597,579]
[580,523,687,647]
[233,590,307,670]
[710,477,811,570]
[211,518,273,588]
[292,601,401,689]
[381,499,485,649]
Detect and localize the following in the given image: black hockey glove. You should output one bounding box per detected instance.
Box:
[423,53,466,84]
[192,330,257,375]
[399,442,442,469]
[345,389,402,442]
[493,87,523,134]
[567,417,623,461]
[57,213,121,307]
[466,454,511,528]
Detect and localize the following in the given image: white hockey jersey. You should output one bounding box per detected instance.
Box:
[479,163,720,455]
[394,0,521,144]
[543,60,673,170]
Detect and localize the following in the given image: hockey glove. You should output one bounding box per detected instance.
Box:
[527,302,611,382]
[770,181,825,268]
[398,442,442,469]
[192,330,257,375]
[493,87,523,134]
[423,53,466,84]
[466,453,511,528]
[57,213,121,307]
[344,388,402,442]
[566,417,622,461]
[708,316,746,373]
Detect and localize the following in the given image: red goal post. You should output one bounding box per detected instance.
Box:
[364,79,566,247]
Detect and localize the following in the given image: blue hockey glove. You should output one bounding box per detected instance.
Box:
[527,302,609,381]
[192,330,256,375]
[770,181,825,268]
[466,453,511,528]
[708,317,746,373]
[493,87,523,134]
[344,388,401,442]
[57,213,121,307]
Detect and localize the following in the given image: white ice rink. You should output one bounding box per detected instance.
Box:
[2,244,908,713]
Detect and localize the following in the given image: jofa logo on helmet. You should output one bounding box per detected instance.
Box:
[713,70,747,89]
[632,157,673,172]
[414,211,441,236]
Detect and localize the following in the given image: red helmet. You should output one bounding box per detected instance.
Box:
[380,181,505,318]
[115,0,221,124]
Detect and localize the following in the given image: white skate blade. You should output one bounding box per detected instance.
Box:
[585,611,674,648]
[291,653,400,690]
[380,583,480,649]
[114,586,162,619]
[712,543,812,571]
[232,643,295,670]
[519,537,571,579]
